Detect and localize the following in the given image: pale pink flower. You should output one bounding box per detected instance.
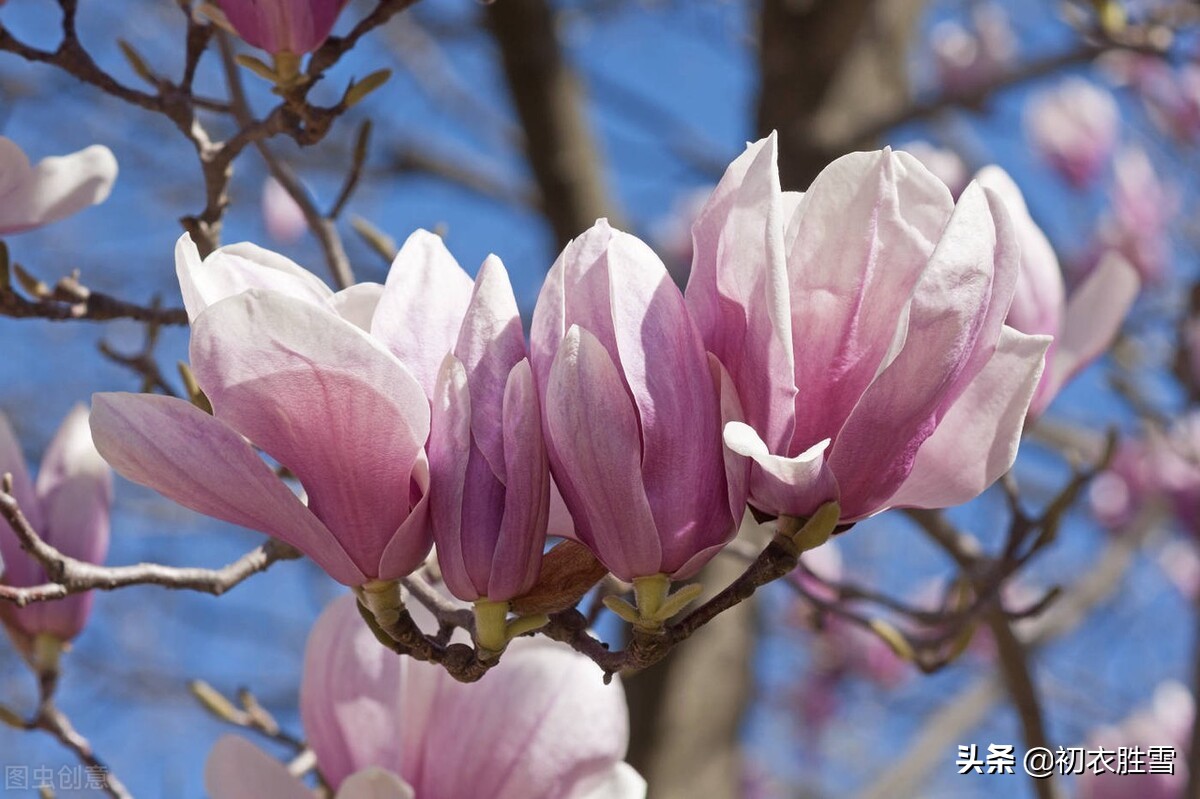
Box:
[205,594,645,798]
[89,230,478,586]
[429,257,549,602]
[261,176,308,245]
[216,0,350,55]
[1025,78,1120,187]
[929,3,1015,94]
[1093,146,1177,285]
[687,135,1049,523]
[529,220,748,582]
[0,406,111,643]
[0,137,116,235]
[976,167,1139,417]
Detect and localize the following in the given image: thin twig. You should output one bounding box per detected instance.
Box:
[0,487,301,604]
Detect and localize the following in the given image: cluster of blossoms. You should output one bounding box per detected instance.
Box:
[1024,75,1178,285]
[0,127,1142,793]
[928,2,1016,95]
[86,135,1062,634]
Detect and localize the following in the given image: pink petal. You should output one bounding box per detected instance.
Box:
[371,230,475,397]
[710,354,750,543]
[413,637,632,799]
[175,234,333,323]
[217,0,350,54]
[429,356,476,599]
[602,229,731,572]
[7,405,113,640]
[544,326,660,581]
[787,149,955,451]
[455,255,527,480]
[724,422,835,519]
[975,166,1064,339]
[302,595,634,799]
[0,139,117,234]
[887,327,1051,509]
[378,453,432,581]
[830,181,1006,519]
[262,175,308,245]
[301,594,409,788]
[36,404,112,566]
[331,282,384,332]
[190,290,429,580]
[89,392,365,586]
[547,478,576,540]
[685,134,797,451]
[566,763,647,799]
[338,770,416,799]
[1035,251,1139,417]
[530,221,621,399]
[0,409,43,552]
[205,736,311,799]
[490,359,549,600]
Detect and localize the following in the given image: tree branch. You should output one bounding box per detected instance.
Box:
[0,487,300,604]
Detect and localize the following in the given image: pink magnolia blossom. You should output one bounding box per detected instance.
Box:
[216,0,350,56]
[205,594,645,799]
[1089,437,1155,530]
[1091,146,1178,285]
[1024,78,1120,187]
[261,176,308,245]
[1076,681,1192,799]
[529,220,748,582]
[89,230,478,587]
[976,167,1139,417]
[1090,416,1200,536]
[0,136,116,235]
[929,3,1015,94]
[0,406,111,643]
[686,135,1049,524]
[429,256,549,602]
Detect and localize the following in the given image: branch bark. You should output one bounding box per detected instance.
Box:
[485,0,616,248]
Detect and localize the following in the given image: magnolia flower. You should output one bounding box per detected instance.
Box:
[976,167,1138,417]
[0,136,116,235]
[0,406,111,644]
[686,136,1050,523]
[205,595,646,799]
[529,220,748,585]
[261,176,308,245]
[429,256,550,609]
[1090,416,1200,535]
[89,230,477,587]
[216,0,350,56]
[1089,436,1156,530]
[929,3,1015,94]
[1092,146,1177,285]
[1024,78,1119,187]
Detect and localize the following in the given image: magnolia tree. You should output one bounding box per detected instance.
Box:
[0,0,1198,797]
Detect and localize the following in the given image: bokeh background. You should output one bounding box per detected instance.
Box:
[2,0,1198,797]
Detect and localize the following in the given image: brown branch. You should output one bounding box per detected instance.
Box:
[485,0,618,248]
[0,487,301,604]
[31,703,132,799]
[0,270,186,325]
[216,33,355,289]
[986,608,1062,799]
[855,505,1160,799]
